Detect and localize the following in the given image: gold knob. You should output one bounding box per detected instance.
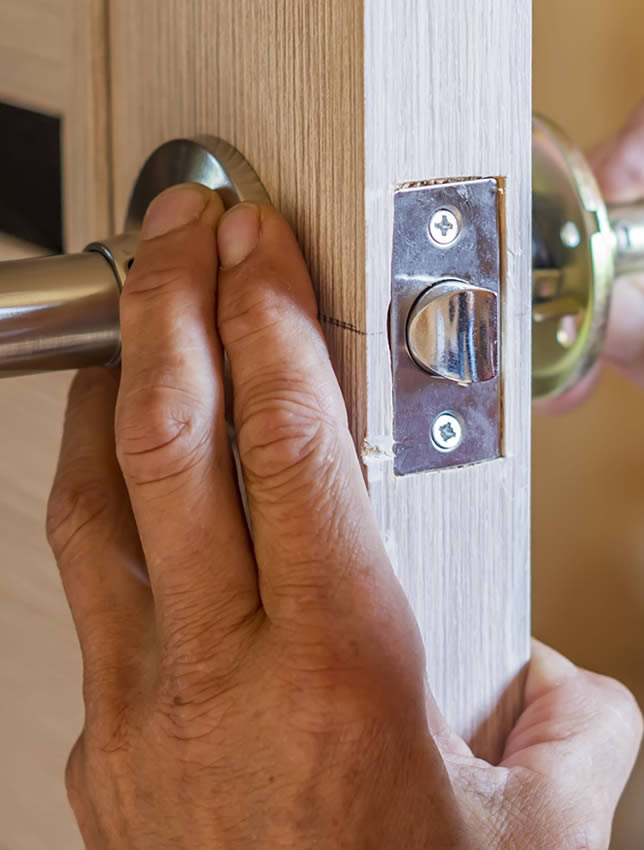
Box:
[532,116,644,400]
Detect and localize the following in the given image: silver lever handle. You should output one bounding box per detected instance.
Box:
[0,234,135,377]
[610,203,644,276]
[0,136,268,379]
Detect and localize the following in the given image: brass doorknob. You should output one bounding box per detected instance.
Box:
[0,137,267,377]
[532,116,644,400]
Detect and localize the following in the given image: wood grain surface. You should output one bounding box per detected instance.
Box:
[0,0,112,250]
[0,0,67,114]
[109,0,532,760]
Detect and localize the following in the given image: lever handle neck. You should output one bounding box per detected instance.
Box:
[609,203,644,276]
[0,233,136,377]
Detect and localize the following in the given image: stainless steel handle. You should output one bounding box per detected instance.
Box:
[0,136,268,379]
[609,203,644,276]
[0,233,136,377]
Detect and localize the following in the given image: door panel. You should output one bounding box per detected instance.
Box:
[0,0,111,251]
[0,2,533,844]
[109,0,532,760]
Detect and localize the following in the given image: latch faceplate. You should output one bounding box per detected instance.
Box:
[390,178,504,475]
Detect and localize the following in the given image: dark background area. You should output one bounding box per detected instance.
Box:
[0,100,63,252]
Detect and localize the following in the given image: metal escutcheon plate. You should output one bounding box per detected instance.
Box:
[125,136,270,230]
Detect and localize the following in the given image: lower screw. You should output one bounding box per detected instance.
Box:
[431,411,464,452]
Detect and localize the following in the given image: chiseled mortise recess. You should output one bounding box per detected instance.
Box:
[390,178,503,475]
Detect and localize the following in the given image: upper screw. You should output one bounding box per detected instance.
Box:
[429,208,461,246]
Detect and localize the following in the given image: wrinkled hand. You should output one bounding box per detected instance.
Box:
[47,185,642,849]
[542,100,644,411]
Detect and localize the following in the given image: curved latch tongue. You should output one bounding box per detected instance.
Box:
[406,280,498,384]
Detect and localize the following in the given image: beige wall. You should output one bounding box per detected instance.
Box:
[533,3,644,847]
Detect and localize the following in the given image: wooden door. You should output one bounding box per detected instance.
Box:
[109,0,532,757]
[0,1,532,845]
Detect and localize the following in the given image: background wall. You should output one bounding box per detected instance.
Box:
[0,236,80,850]
[533,3,644,847]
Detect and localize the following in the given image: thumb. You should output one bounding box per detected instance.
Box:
[601,274,644,390]
[502,640,642,835]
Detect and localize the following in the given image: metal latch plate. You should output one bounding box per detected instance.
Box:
[390,178,503,475]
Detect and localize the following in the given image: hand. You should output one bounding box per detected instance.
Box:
[47,185,642,849]
[541,100,644,412]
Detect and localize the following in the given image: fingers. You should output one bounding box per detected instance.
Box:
[502,640,643,836]
[600,274,644,389]
[216,203,399,626]
[116,184,260,646]
[589,99,644,203]
[589,101,644,391]
[47,368,152,694]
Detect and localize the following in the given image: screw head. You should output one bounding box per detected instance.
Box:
[431,411,464,452]
[429,208,461,246]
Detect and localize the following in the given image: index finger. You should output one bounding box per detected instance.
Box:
[591,103,644,389]
[115,185,261,648]
[590,99,644,203]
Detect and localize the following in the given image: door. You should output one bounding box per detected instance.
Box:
[0,2,532,846]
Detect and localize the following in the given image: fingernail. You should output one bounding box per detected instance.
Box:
[217,203,260,268]
[142,184,209,240]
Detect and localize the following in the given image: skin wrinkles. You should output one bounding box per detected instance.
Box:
[45,121,644,847]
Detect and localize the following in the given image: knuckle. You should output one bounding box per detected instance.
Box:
[236,382,339,486]
[47,475,112,562]
[154,666,233,742]
[121,263,197,309]
[159,595,256,681]
[281,663,391,743]
[116,385,211,486]
[65,736,87,813]
[218,270,292,348]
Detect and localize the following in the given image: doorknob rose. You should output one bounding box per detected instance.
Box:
[0,137,268,377]
[406,280,498,383]
[532,116,644,400]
